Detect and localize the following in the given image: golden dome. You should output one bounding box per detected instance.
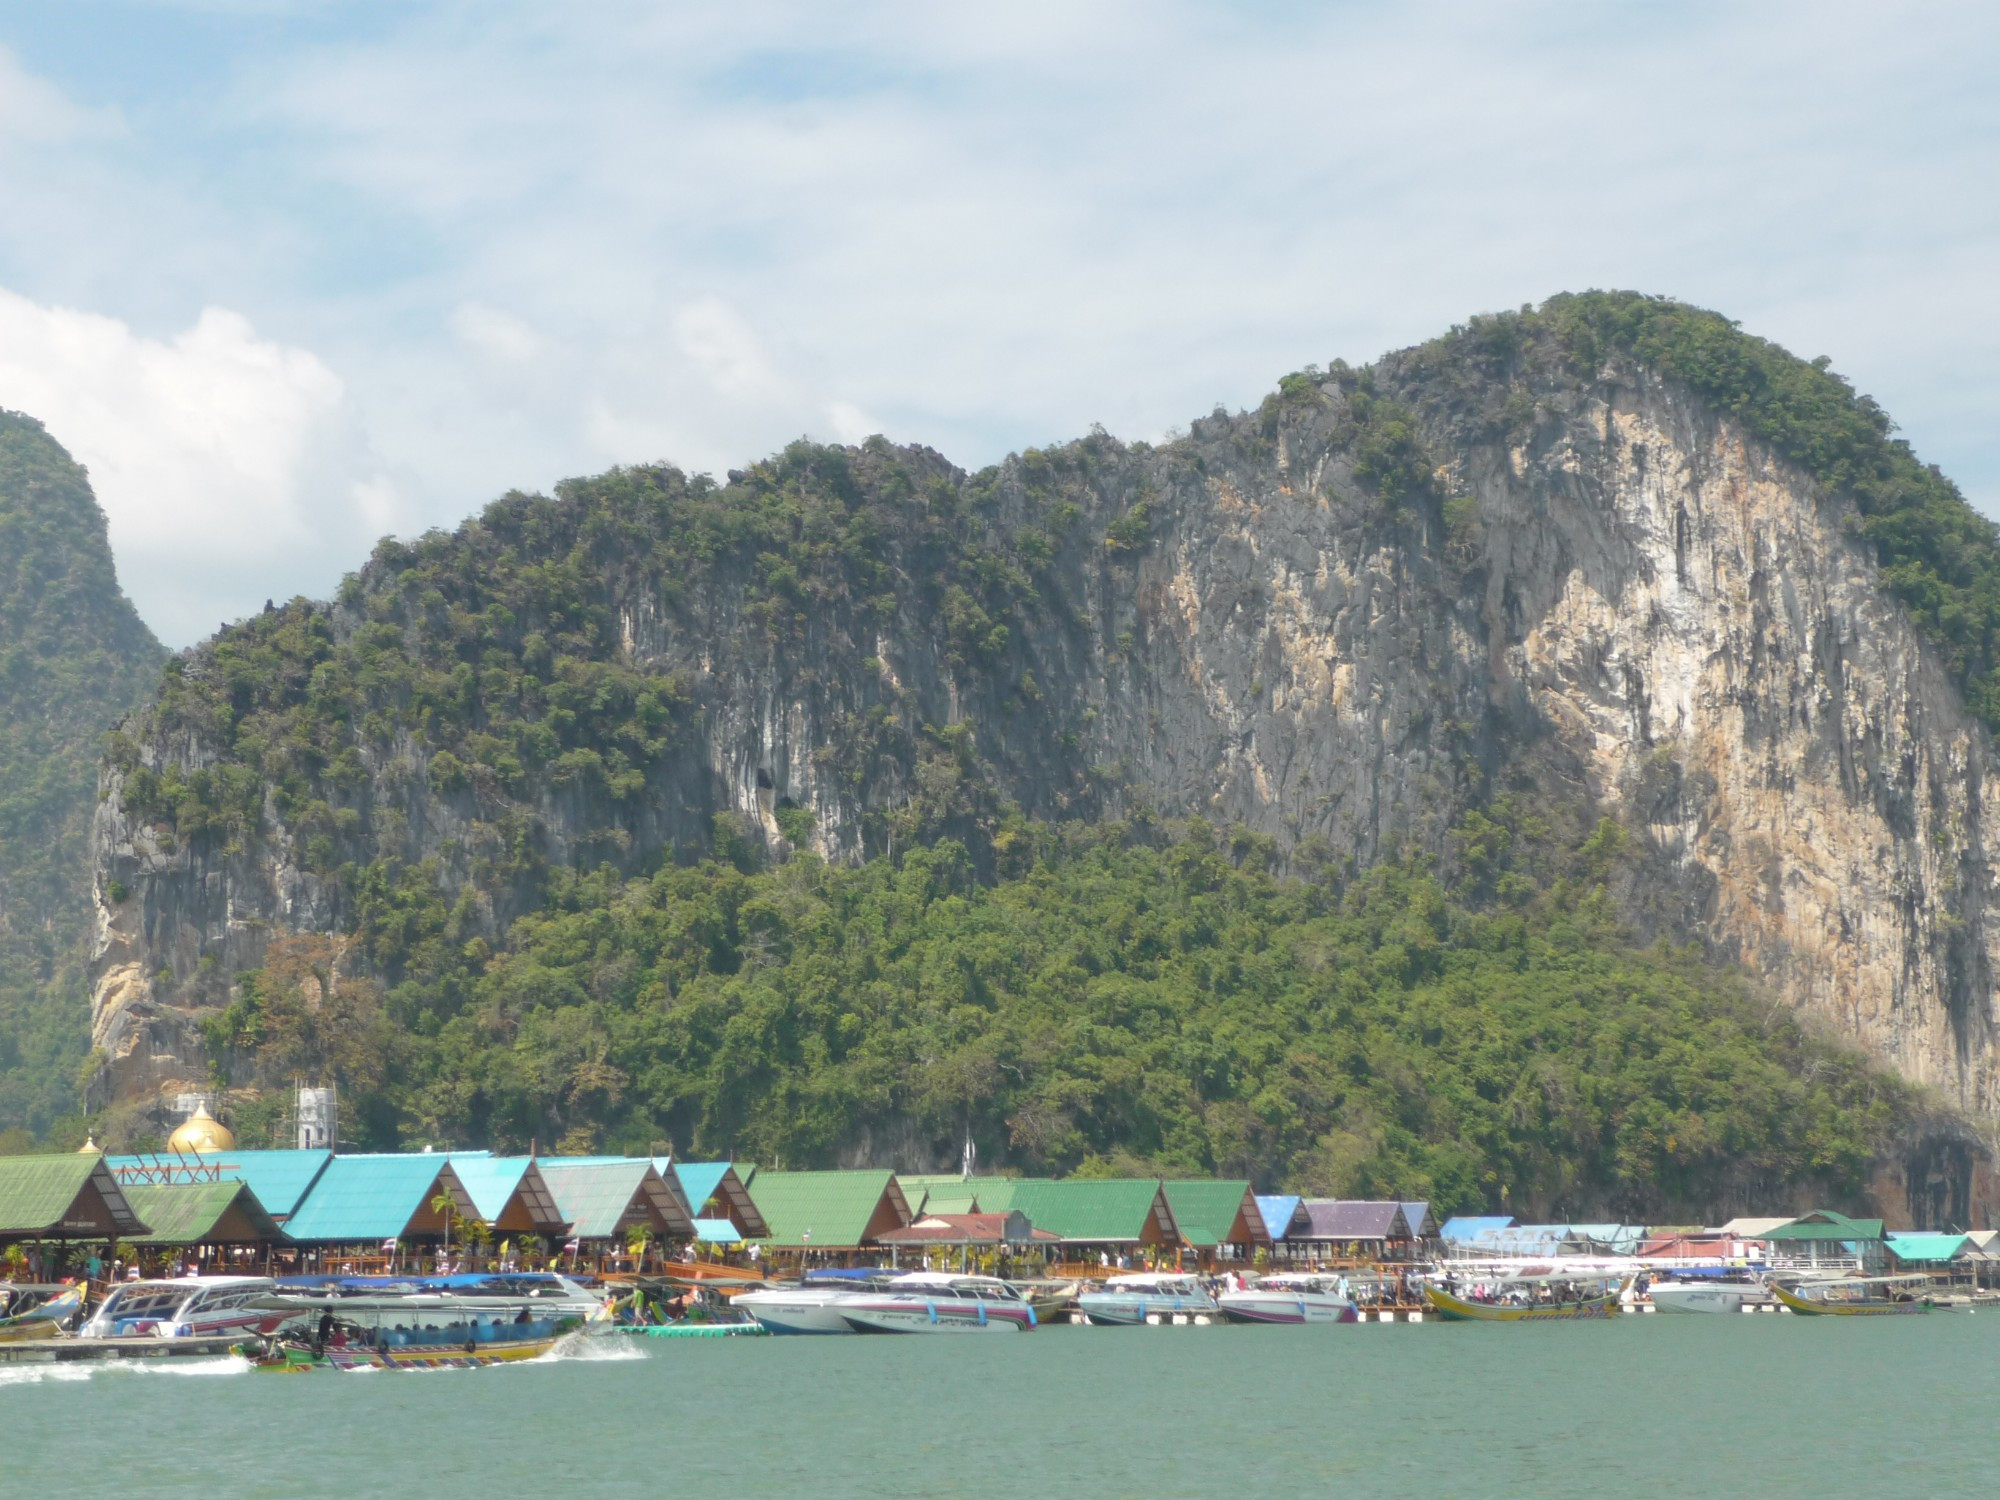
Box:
[167,1103,235,1154]
[77,1134,99,1154]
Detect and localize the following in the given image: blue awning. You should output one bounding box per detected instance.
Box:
[693,1217,742,1244]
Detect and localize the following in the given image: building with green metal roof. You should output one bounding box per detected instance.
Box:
[538,1160,693,1241]
[1762,1210,1887,1274]
[0,1154,149,1242]
[281,1154,477,1245]
[894,1174,987,1216]
[745,1170,911,1250]
[108,1150,332,1223]
[1161,1180,1268,1256]
[973,1179,1180,1250]
[121,1181,289,1247]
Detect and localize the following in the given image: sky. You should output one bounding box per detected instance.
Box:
[0,1,1995,646]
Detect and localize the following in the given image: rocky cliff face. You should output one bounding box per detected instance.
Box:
[85,297,2000,1146]
[0,410,163,1133]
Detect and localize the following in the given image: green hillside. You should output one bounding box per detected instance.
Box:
[0,411,165,1136]
[206,808,1909,1220]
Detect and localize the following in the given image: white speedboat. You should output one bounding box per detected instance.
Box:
[1075,1273,1218,1326]
[1217,1273,1359,1325]
[1647,1279,1769,1314]
[79,1276,282,1339]
[835,1274,1037,1334]
[733,1271,907,1334]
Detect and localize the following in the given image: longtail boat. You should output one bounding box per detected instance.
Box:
[245,1328,572,1371]
[1769,1277,1934,1317]
[1422,1282,1621,1322]
[0,1285,83,1342]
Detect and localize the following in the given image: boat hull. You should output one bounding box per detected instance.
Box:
[1216,1291,1359,1325]
[836,1300,1033,1334]
[1422,1286,1618,1322]
[1076,1293,1220,1326]
[1648,1284,1766,1315]
[1769,1283,1932,1317]
[252,1334,566,1371]
[732,1293,857,1335]
[0,1288,83,1342]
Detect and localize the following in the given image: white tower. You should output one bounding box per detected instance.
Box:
[296,1085,338,1150]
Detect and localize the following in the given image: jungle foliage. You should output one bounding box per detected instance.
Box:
[208,808,1910,1219]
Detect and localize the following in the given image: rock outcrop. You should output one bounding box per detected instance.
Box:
[85,297,2000,1140]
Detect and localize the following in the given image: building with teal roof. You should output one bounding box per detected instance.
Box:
[282,1154,476,1245]
[108,1149,331,1222]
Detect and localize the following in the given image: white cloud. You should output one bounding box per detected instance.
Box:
[450,302,540,364]
[0,289,389,644]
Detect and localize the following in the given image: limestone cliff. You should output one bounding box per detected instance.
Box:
[85,293,2000,1155]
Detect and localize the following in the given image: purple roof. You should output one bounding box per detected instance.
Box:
[1298,1200,1412,1241]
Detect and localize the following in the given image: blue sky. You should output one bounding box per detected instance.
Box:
[0,1,1995,645]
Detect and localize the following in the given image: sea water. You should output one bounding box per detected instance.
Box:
[3,1314,1995,1498]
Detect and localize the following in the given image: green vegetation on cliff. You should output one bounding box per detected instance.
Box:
[208,808,1909,1219]
[0,411,163,1133]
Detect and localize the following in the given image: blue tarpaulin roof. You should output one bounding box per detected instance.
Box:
[283,1155,464,1243]
[692,1217,742,1244]
[1440,1216,1516,1242]
[1256,1195,1305,1241]
[108,1149,332,1220]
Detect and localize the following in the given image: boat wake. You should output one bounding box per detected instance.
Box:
[0,1354,250,1389]
[539,1331,646,1363]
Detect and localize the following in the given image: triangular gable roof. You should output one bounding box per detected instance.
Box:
[1401,1201,1438,1238]
[978,1179,1180,1245]
[0,1154,148,1239]
[668,1162,767,1237]
[1764,1210,1886,1241]
[1713,1217,1795,1238]
[876,1212,1057,1245]
[1162,1181,1269,1248]
[539,1160,693,1240]
[746,1170,911,1248]
[1256,1194,1308,1241]
[446,1156,571,1235]
[122,1181,290,1245]
[1885,1233,1972,1263]
[1299,1201,1411,1241]
[893,1174,990,1218]
[282,1155,475,1243]
[108,1149,332,1220]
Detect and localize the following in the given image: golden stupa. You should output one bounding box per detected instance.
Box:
[77,1133,99,1154]
[167,1102,235,1154]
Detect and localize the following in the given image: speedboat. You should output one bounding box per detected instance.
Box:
[1076,1273,1219,1326]
[1217,1272,1359,1325]
[834,1274,1037,1334]
[275,1272,606,1323]
[733,1270,908,1334]
[79,1276,282,1339]
[1646,1279,1768,1314]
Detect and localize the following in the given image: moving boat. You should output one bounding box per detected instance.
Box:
[0,1284,83,1342]
[733,1270,909,1334]
[240,1283,594,1370]
[1422,1277,1623,1322]
[1647,1279,1769,1314]
[1075,1273,1219,1326]
[834,1273,1037,1334]
[79,1276,282,1340]
[1216,1272,1359,1325]
[1769,1276,1935,1316]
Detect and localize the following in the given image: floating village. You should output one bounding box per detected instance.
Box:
[4,1097,1998,1370]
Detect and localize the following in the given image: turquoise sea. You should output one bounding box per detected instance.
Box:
[4,1314,1995,1498]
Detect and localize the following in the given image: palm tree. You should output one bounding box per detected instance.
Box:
[430,1190,458,1260]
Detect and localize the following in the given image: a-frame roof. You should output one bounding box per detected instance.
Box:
[446,1155,571,1235]
[538,1160,694,1240]
[668,1162,767,1237]
[1162,1180,1269,1248]
[745,1170,911,1248]
[282,1155,476,1243]
[1763,1210,1887,1241]
[0,1154,148,1240]
[1256,1195,1309,1241]
[109,1149,332,1220]
[976,1179,1180,1245]
[122,1181,290,1245]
